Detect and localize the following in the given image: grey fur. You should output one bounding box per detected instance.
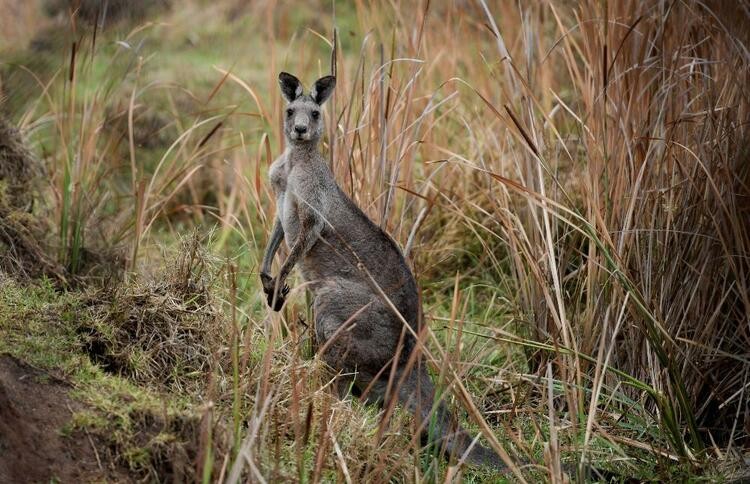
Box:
[260,71,506,470]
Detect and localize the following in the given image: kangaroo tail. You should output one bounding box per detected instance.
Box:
[390,362,509,471]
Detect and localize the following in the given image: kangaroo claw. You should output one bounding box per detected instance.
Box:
[260,273,289,311]
[268,287,287,311]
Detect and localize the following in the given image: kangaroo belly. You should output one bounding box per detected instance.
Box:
[280,192,301,246]
[299,237,358,285]
[300,232,419,332]
[313,277,410,372]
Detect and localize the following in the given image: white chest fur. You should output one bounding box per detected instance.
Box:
[269,153,289,195]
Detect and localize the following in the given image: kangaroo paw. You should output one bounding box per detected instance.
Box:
[260,273,290,311]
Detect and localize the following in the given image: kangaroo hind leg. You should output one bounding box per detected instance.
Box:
[314,279,403,398]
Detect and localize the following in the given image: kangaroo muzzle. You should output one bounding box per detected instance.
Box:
[293,114,310,140]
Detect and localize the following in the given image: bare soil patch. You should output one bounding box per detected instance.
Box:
[0,354,126,483]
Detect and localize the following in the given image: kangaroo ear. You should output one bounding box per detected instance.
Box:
[279,72,303,103]
[311,75,336,105]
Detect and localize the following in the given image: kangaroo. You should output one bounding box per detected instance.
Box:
[260,71,506,470]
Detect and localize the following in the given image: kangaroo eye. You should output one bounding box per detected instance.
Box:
[311,110,320,119]
[286,108,294,116]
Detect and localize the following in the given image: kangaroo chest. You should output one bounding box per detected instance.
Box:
[269,155,297,245]
[272,151,329,246]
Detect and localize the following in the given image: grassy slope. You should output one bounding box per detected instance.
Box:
[0,277,196,478]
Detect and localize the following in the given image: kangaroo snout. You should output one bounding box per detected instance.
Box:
[294,124,308,134]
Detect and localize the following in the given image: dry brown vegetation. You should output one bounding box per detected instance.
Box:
[0,0,749,482]
[0,115,66,281]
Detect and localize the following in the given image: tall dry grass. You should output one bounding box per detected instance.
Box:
[464,0,750,464]
[2,0,749,481]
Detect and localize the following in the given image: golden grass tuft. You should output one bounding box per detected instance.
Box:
[0,115,66,281]
[81,233,224,394]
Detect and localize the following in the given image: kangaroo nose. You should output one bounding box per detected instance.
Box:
[294,125,307,134]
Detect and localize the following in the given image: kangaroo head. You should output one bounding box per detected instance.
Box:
[278,72,336,145]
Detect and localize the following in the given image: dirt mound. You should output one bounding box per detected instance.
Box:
[0,117,40,210]
[0,116,66,283]
[0,354,125,483]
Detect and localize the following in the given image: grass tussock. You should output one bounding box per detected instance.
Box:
[0,115,66,282]
[46,0,172,27]
[0,115,41,209]
[0,0,749,482]
[81,233,224,393]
